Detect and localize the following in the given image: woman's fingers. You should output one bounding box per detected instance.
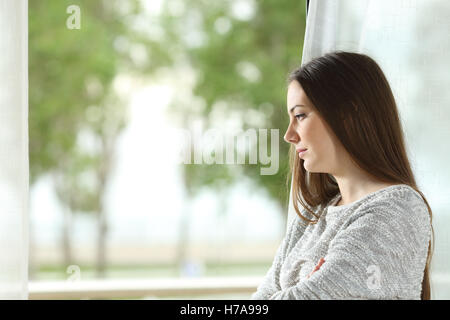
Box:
[306,258,325,279]
[317,257,325,267]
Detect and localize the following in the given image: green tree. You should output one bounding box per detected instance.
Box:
[29,0,307,278]
[160,0,306,204]
[29,0,151,277]
[153,0,307,272]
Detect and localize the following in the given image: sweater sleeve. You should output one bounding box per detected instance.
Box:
[269,197,431,300]
[250,215,302,299]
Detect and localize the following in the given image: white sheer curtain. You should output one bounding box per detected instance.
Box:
[288,0,450,299]
[0,0,29,299]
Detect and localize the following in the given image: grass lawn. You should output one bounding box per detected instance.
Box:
[31,261,272,281]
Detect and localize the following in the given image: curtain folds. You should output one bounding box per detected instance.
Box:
[0,0,29,299]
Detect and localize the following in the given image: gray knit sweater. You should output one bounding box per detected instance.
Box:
[250,184,431,300]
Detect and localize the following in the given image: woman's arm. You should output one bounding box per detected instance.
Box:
[250,215,304,299]
[268,198,431,300]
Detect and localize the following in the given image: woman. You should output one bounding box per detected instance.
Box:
[251,51,434,300]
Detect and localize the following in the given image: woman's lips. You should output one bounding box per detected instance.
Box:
[297,148,307,157]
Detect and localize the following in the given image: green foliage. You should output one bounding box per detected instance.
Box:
[30,1,110,182]
[29,0,148,213]
[158,0,307,208]
[29,0,307,215]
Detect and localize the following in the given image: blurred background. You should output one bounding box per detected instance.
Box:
[28,0,307,298]
[28,0,450,299]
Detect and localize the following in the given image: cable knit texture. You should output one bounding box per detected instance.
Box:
[250,184,431,300]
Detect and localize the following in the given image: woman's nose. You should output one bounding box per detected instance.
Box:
[284,127,299,144]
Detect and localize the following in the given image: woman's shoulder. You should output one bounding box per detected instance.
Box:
[357,184,427,210]
[351,184,431,231]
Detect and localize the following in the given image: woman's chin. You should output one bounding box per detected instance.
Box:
[302,161,311,172]
[303,161,319,173]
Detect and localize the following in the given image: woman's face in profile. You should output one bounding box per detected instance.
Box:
[284,80,342,174]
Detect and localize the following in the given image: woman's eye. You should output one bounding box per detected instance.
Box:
[295,113,306,120]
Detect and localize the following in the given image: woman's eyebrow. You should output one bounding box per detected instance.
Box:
[289,104,307,113]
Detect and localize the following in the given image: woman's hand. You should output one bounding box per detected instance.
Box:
[306,257,325,279]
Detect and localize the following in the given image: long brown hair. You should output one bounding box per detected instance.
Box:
[286,51,434,300]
